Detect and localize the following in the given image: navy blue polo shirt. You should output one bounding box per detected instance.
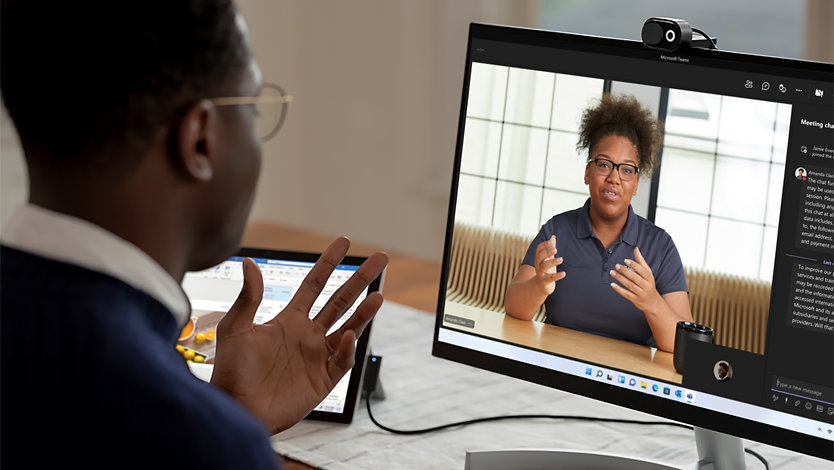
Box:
[522,198,688,346]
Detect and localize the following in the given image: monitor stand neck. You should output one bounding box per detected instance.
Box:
[464,427,746,470]
[693,427,746,469]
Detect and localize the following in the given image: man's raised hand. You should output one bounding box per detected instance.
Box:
[210,237,388,434]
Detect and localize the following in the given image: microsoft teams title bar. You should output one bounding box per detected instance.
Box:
[471,38,832,107]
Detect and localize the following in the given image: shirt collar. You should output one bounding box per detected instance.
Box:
[577,198,594,239]
[621,204,640,246]
[576,198,639,246]
[1,204,191,327]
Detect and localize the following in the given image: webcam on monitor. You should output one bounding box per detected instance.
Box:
[641,17,717,51]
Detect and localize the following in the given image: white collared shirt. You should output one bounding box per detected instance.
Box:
[1,204,191,327]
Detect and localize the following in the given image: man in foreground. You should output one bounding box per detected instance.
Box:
[0,1,387,467]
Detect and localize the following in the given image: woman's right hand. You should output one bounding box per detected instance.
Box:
[533,235,566,295]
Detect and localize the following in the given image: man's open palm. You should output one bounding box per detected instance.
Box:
[210,237,388,434]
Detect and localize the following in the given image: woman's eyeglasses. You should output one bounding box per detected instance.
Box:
[211,83,292,142]
[590,157,639,181]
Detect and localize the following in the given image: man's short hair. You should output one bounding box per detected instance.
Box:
[1,0,250,164]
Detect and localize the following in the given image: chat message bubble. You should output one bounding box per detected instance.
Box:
[795,166,834,254]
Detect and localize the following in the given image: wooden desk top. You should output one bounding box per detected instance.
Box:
[442,301,682,385]
[242,221,443,470]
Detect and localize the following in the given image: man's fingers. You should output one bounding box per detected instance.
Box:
[219,258,264,334]
[313,253,387,329]
[325,292,383,353]
[283,237,350,315]
[326,329,357,383]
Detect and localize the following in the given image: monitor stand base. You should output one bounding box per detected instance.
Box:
[464,427,746,470]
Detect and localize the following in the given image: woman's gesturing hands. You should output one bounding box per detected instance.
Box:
[609,246,662,313]
[533,235,566,295]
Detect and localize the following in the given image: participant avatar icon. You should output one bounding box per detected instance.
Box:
[796,167,807,181]
[714,360,732,382]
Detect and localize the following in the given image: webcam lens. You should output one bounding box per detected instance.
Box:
[665,29,676,43]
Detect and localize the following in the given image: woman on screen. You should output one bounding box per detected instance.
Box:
[504,94,693,353]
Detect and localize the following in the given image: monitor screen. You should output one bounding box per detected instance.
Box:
[432,23,833,461]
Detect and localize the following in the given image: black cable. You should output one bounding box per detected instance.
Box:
[744,447,771,470]
[365,398,770,469]
[366,397,692,435]
[692,27,718,49]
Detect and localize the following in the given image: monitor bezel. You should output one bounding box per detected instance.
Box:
[431,22,833,460]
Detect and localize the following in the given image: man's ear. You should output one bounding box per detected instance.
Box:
[584,162,590,185]
[174,100,217,182]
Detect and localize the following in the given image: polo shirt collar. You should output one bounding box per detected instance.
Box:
[1,204,191,327]
[576,198,639,246]
[576,198,595,239]
[621,204,640,246]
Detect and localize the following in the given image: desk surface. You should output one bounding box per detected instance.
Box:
[242,222,442,470]
[443,301,682,384]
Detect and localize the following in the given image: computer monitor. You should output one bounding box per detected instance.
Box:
[432,23,833,467]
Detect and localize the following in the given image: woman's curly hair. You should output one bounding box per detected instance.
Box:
[576,93,663,176]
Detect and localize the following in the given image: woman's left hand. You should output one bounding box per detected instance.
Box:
[609,246,663,313]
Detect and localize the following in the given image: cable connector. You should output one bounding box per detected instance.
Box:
[362,354,385,400]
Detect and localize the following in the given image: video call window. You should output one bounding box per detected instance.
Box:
[456,62,789,285]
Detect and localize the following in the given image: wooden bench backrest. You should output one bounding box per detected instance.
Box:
[685,267,770,354]
[446,222,543,320]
